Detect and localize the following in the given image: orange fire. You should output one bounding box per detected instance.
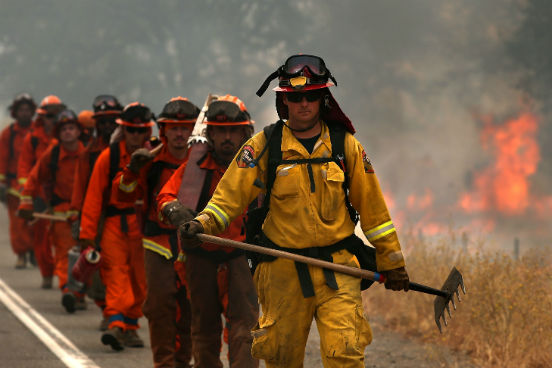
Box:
[459,112,539,215]
[380,111,549,242]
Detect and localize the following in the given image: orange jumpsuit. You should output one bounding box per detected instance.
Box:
[116,146,191,367]
[69,137,108,217]
[157,151,258,368]
[0,121,33,256]
[17,122,57,278]
[80,140,146,331]
[19,142,85,290]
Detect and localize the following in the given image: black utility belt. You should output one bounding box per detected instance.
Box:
[259,232,376,297]
[105,206,136,217]
[50,194,69,207]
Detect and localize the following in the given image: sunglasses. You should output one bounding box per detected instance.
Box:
[285,90,323,103]
[125,126,148,134]
[45,113,58,119]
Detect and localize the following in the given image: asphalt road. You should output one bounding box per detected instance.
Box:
[0,209,474,368]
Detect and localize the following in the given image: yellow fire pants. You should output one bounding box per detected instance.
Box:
[251,249,372,368]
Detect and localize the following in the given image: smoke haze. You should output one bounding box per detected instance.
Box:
[1,0,549,248]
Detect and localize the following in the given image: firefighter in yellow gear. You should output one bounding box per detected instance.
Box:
[180,54,409,368]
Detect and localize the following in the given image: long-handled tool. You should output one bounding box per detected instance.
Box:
[196,233,466,332]
[32,212,68,222]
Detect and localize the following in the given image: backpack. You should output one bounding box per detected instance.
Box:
[245,120,377,289]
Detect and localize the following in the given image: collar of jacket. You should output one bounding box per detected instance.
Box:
[281,120,332,157]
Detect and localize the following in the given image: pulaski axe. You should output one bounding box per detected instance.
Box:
[177,94,218,209]
[195,233,466,333]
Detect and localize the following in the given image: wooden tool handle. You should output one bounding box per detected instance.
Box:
[196,233,382,281]
[32,212,68,221]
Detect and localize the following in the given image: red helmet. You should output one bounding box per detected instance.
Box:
[92,95,123,118]
[256,54,337,95]
[8,93,37,118]
[205,95,253,126]
[256,54,355,134]
[116,102,155,127]
[157,97,200,125]
[37,95,66,115]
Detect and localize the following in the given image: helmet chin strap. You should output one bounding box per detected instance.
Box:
[283,119,320,133]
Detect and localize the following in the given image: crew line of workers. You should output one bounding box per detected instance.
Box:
[0,54,410,368]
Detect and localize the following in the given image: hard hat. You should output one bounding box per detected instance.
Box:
[116,102,155,127]
[205,95,253,126]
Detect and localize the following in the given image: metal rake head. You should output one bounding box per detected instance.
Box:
[434,267,466,333]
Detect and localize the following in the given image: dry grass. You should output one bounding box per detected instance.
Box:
[363,233,552,368]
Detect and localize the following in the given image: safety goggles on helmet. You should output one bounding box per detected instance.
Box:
[57,109,78,124]
[285,89,324,103]
[92,95,123,116]
[157,97,200,124]
[283,54,328,76]
[256,54,337,96]
[205,100,251,126]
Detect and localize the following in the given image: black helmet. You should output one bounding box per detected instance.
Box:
[117,102,155,127]
[92,95,123,118]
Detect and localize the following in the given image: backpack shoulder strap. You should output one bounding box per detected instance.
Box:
[146,160,181,209]
[108,142,120,183]
[49,144,61,185]
[31,135,39,152]
[8,124,15,159]
[263,120,284,209]
[328,124,359,224]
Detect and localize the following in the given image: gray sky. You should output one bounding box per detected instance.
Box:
[1,0,549,247]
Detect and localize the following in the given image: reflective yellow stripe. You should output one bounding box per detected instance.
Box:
[204,203,229,228]
[365,220,396,241]
[143,238,172,260]
[370,227,396,241]
[176,252,186,263]
[0,174,5,181]
[20,195,32,204]
[119,175,138,193]
[7,188,21,198]
[18,178,27,185]
[66,210,79,218]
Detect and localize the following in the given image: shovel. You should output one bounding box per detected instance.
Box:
[196,233,466,332]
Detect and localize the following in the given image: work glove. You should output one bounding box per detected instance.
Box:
[0,183,7,203]
[128,148,154,174]
[161,201,196,227]
[178,220,204,250]
[17,208,35,221]
[382,266,410,291]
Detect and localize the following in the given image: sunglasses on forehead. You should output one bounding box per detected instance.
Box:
[285,90,324,103]
[125,126,148,134]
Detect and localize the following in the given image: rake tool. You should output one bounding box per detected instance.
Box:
[196,234,466,332]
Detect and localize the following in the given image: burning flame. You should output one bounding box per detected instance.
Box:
[459,112,539,215]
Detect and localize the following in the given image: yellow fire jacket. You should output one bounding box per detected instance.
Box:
[195,121,406,271]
